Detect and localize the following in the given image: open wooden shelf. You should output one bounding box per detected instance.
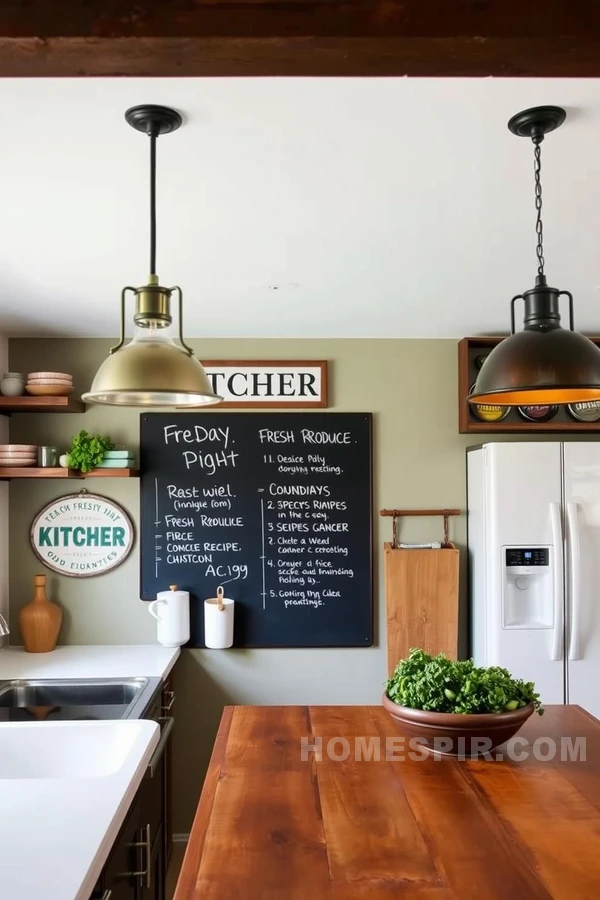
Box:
[0,468,139,480]
[0,396,85,414]
[458,336,600,434]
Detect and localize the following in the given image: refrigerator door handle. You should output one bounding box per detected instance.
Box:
[566,502,582,661]
[549,502,564,661]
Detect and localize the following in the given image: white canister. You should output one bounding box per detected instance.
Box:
[148,584,190,648]
[0,373,25,397]
[204,586,234,649]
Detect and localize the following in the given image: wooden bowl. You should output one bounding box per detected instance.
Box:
[26,384,73,396]
[382,692,535,756]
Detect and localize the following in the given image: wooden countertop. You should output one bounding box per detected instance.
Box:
[175,705,600,899]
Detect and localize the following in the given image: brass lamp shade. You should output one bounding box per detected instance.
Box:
[469,329,600,406]
[82,339,221,407]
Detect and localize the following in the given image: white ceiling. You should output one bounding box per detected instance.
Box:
[1,77,600,338]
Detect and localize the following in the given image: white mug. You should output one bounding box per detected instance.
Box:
[204,586,234,649]
[148,585,190,648]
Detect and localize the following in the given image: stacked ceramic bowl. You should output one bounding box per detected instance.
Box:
[26,372,73,397]
[0,444,37,467]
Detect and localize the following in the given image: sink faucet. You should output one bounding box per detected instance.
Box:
[0,612,9,637]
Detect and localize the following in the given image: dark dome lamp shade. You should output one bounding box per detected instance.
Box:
[469,106,600,407]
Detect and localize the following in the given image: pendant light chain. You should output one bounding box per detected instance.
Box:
[533,136,545,277]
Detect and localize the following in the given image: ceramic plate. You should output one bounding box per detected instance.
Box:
[27,371,72,380]
[27,379,73,385]
[0,444,37,452]
[0,459,36,467]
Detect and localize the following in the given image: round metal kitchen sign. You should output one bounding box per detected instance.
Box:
[30,491,134,577]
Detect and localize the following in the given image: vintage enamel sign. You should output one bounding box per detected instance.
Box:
[30,492,134,577]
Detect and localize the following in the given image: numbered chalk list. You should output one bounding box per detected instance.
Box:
[140,413,373,648]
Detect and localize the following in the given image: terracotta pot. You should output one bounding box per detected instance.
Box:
[381,692,535,757]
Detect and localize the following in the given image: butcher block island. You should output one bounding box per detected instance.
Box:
[175,705,600,900]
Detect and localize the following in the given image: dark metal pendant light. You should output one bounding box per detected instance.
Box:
[470,106,600,406]
[83,105,222,407]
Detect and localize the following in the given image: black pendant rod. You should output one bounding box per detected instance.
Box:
[149,129,157,277]
[124,104,183,280]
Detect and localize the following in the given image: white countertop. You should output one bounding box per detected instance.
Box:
[0,719,160,900]
[0,644,179,899]
[0,644,180,680]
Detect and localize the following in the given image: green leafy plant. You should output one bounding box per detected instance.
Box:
[386,648,543,715]
[66,430,114,473]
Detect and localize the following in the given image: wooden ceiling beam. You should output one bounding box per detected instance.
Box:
[0,1,598,77]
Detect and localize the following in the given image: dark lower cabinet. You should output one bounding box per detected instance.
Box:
[161,676,175,868]
[139,722,166,900]
[91,789,166,900]
[90,795,144,900]
[90,676,176,900]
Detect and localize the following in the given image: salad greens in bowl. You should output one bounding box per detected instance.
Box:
[382,648,543,757]
[386,648,543,715]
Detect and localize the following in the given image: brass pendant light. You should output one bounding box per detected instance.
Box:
[83,105,222,408]
[470,106,600,406]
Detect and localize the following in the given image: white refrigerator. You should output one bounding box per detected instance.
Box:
[467,441,600,719]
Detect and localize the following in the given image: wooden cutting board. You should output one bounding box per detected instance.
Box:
[384,541,459,674]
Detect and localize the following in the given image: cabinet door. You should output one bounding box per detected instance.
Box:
[100,799,141,900]
[139,754,164,847]
[164,725,173,870]
[138,825,165,900]
[162,677,175,867]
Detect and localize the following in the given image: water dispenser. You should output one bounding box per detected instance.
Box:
[502,547,554,629]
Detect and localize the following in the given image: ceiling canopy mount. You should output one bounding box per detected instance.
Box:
[507,105,566,140]
[124,104,183,136]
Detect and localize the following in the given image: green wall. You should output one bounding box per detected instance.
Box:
[9,337,473,831]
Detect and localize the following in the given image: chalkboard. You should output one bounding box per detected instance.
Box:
[140,413,373,648]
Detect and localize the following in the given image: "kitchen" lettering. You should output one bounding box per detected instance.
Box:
[37,526,127,548]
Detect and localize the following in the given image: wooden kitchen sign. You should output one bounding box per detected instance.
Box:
[30,492,134,577]
[201,360,327,408]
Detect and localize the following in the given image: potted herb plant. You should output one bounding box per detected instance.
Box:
[65,430,114,473]
[383,648,543,756]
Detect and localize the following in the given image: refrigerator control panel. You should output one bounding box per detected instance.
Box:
[505,548,549,568]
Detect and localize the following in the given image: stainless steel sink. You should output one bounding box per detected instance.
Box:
[0,677,160,721]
